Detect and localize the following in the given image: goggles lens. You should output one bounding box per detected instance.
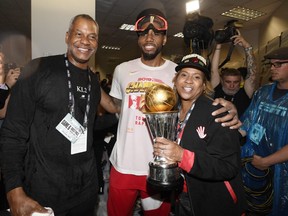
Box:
[135,15,168,32]
[136,24,166,36]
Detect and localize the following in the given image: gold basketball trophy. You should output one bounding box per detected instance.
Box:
[143,83,182,190]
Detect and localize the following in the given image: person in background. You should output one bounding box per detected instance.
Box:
[211,33,258,117]
[0,53,21,212]
[93,77,118,195]
[239,46,288,215]
[0,52,9,110]
[153,53,246,216]
[107,8,241,216]
[0,14,118,216]
[0,52,8,211]
[0,63,21,121]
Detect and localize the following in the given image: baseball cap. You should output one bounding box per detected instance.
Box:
[264,47,288,60]
[175,54,210,80]
[135,8,168,32]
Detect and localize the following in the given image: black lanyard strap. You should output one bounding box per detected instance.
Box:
[64,54,91,129]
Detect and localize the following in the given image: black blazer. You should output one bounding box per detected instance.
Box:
[180,95,246,216]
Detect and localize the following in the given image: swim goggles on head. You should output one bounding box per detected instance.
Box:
[134,15,168,32]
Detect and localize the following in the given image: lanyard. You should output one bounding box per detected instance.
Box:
[64,54,91,129]
[176,102,195,145]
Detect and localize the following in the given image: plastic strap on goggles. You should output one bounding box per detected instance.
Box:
[135,15,168,32]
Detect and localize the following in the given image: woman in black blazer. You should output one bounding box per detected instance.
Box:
[153,53,247,216]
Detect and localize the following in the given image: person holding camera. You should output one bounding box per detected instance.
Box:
[0,52,21,117]
[0,52,9,110]
[211,33,258,118]
[0,67,21,121]
[0,53,21,213]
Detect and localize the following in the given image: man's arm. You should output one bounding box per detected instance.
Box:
[210,44,222,88]
[243,46,257,98]
[212,98,242,129]
[100,88,121,114]
[251,145,288,170]
[0,52,5,84]
[232,34,258,98]
[0,68,21,114]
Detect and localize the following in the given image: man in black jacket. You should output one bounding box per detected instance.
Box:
[0,14,118,216]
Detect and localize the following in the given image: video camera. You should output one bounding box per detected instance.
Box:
[214,20,242,44]
[183,13,214,54]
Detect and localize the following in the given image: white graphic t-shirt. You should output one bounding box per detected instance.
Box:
[109,58,177,175]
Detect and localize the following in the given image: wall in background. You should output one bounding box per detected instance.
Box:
[258,0,288,85]
[31,0,96,65]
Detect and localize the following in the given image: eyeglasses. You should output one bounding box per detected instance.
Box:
[267,61,288,68]
[135,15,168,32]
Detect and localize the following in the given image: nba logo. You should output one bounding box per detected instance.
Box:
[128,95,141,109]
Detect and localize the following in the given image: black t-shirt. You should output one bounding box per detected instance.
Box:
[214,84,251,118]
[69,63,89,125]
[273,87,288,100]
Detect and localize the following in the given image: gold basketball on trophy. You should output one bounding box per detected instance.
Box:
[145,83,177,112]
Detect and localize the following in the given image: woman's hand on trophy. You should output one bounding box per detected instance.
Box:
[153,137,184,162]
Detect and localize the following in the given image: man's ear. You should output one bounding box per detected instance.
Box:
[162,35,167,46]
[65,32,69,44]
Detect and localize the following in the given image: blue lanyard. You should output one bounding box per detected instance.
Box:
[64,54,91,129]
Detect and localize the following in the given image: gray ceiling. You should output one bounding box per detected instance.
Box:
[0,0,285,74]
[95,0,285,74]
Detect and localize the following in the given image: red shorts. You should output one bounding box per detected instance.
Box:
[107,166,171,216]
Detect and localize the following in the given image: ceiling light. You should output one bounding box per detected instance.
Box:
[221,6,266,21]
[101,45,121,51]
[186,0,200,14]
[119,24,134,31]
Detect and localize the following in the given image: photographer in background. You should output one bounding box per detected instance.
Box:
[0,52,9,109]
[211,33,258,118]
[0,58,21,121]
[0,52,21,212]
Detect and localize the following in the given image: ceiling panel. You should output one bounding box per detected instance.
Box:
[0,0,285,74]
[95,0,285,74]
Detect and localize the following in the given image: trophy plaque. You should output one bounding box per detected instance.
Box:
[143,83,183,190]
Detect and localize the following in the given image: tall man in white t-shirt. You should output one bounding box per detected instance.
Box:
[107,8,241,216]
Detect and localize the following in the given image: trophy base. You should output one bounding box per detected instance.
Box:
[147,161,183,191]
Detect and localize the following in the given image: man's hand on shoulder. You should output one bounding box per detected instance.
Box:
[212,98,242,129]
